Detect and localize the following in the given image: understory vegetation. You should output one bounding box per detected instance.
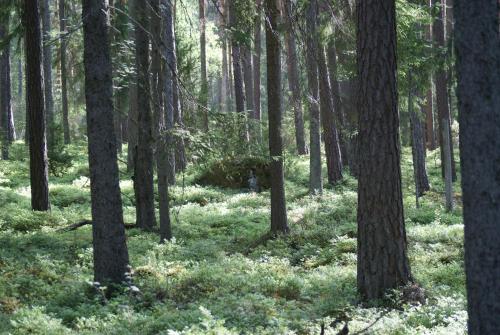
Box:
[0,143,465,334]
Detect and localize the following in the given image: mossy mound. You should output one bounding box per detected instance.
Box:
[194,157,271,190]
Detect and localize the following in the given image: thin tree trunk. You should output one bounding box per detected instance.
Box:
[432,0,457,181]
[253,0,262,121]
[41,0,54,145]
[409,74,430,197]
[455,1,500,332]
[59,0,71,144]
[283,0,307,155]
[305,0,322,194]
[199,0,209,130]
[327,38,348,166]
[82,0,129,285]
[127,82,138,172]
[0,18,16,159]
[220,0,229,113]
[17,55,22,98]
[133,0,156,230]
[265,0,288,235]
[23,0,50,211]
[356,0,411,300]
[442,119,453,212]
[318,44,342,185]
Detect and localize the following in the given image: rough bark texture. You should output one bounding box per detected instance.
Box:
[327,39,348,165]
[82,0,129,285]
[253,0,262,121]
[0,19,16,159]
[265,0,288,235]
[432,0,457,181]
[283,0,307,155]
[59,0,71,144]
[318,44,343,185]
[305,0,322,194]
[199,0,209,130]
[455,2,500,333]
[134,0,156,230]
[40,0,54,143]
[408,79,430,197]
[23,0,50,212]
[356,0,411,300]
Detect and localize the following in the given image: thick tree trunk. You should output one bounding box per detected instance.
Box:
[408,76,430,197]
[265,0,288,235]
[442,119,453,212]
[253,0,262,121]
[59,0,71,144]
[327,39,348,165]
[82,0,129,285]
[40,0,54,145]
[356,0,411,300]
[318,44,342,185]
[23,0,50,212]
[305,0,322,195]
[432,0,457,181]
[455,2,500,333]
[0,19,16,159]
[199,0,209,130]
[133,0,156,230]
[283,0,307,155]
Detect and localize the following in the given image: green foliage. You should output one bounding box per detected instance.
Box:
[48,125,75,177]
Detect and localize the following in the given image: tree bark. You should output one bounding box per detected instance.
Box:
[283,0,307,155]
[59,0,71,144]
[432,0,457,181]
[455,2,500,333]
[23,0,50,211]
[127,81,138,173]
[199,0,209,131]
[219,0,229,113]
[318,43,343,185]
[253,0,262,121]
[305,0,322,195]
[265,0,288,235]
[82,0,129,285]
[133,0,156,230]
[408,75,430,197]
[327,38,348,166]
[356,0,411,300]
[40,0,54,145]
[442,119,453,212]
[0,18,16,159]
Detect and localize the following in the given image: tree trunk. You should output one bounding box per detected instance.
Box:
[455,2,500,333]
[432,0,457,181]
[442,119,453,212]
[127,81,138,173]
[253,0,262,121]
[265,0,288,235]
[0,18,16,159]
[220,0,229,113]
[199,0,209,131]
[356,0,411,300]
[59,0,71,144]
[229,0,247,141]
[40,0,54,145]
[242,45,255,136]
[327,38,348,165]
[82,0,129,285]
[23,0,50,212]
[305,0,322,195]
[133,0,156,230]
[408,75,430,197]
[159,0,178,241]
[17,56,22,98]
[318,43,342,185]
[283,0,307,155]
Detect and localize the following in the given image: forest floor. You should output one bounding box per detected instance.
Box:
[0,142,466,334]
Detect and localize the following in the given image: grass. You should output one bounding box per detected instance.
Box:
[0,142,466,334]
